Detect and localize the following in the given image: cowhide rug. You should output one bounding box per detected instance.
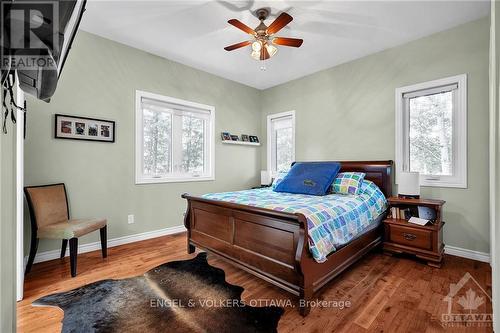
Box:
[34,252,284,333]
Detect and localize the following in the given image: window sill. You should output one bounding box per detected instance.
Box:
[136,176,215,184]
[419,179,467,189]
[396,175,467,189]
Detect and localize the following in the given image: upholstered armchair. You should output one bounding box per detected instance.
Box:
[24,183,107,277]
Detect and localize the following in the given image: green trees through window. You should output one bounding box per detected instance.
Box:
[409,91,453,176]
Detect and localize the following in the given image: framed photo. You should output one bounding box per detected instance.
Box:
[55,114,115,142]
[241,134,249,142]
[230,135,239,141]
[249,135,259,143]
[221,132,231,141]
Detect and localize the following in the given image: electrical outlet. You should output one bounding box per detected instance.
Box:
[128,214,135,224]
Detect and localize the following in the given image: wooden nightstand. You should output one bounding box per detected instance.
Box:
[383,197,445,267]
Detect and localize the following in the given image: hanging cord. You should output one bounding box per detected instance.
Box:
[2,73,27,134]
[1,61,13,134]
[7,74,25,113]
[1,68,10,87]
[2,85,9,134]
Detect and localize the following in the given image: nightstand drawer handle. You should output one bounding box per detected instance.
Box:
[403,233,417,241]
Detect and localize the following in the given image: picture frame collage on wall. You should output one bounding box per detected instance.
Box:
[55,114,115,142]
[221,132,259,143]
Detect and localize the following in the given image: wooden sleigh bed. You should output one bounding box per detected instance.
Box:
[182,160,393,316]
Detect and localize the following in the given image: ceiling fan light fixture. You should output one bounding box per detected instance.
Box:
[251,50,261,60]
[251,40,262,52]
[266,44,277,57]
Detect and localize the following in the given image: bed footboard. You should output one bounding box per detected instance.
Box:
[182,194,309,296]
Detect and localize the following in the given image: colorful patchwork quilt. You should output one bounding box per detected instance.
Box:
[202,180,388,263]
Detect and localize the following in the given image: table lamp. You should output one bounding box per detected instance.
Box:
[398,171,420,199]
[261,170,271,186]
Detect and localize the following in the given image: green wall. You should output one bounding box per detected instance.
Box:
[1,104,17,331]
[25,31,262,253]
[261,17,490,253]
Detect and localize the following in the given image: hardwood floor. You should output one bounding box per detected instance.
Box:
[18,233,492,333]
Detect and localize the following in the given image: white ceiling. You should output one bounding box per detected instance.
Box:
[80,0,490,90]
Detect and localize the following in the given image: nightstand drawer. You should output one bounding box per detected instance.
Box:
[388,224,432,250]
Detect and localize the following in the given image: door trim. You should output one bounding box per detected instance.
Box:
[16,86,24,301]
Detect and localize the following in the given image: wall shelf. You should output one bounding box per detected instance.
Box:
[222,140,260,146]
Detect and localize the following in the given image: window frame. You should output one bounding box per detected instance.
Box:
[395,74,467,188]
[135,90,215,184]
[266,110,296,178]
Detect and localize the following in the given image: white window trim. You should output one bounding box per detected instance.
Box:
[135,90,215,184]
[395,74,467,188]
[267,110,296,178]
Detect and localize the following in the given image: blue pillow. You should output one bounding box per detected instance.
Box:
[274,162,341,196]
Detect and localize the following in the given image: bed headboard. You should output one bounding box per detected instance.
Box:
[291,160,393,198]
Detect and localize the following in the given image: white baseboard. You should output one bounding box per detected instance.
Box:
[27,227,490,265]
[444,245,490,263]
[30,225,186,264]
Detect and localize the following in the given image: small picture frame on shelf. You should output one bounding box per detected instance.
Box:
[241,134,249,142]
[249,135,259,143]
[230,135,240,141]
[221,132,231,141]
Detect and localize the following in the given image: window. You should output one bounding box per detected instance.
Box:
[135,91,215,184]
[395,74,467,188]
[267,111,295,177]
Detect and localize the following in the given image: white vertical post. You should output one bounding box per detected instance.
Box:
[16,85,24,301]
[489,1,498,331]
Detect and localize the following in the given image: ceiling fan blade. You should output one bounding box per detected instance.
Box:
[260,45,270,60]
[228,19,256,35]
[273,37,303,47]
[224,41,252,51]
[266,12,293,35]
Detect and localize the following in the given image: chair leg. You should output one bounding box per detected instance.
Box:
[60,239,68,259]
[25,234,39,275]
[99,226,107,258]
[69,238,78,277]
[187,242,195,254]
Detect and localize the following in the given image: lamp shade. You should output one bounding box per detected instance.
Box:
[398,172,420,197]
[261,170,271,185]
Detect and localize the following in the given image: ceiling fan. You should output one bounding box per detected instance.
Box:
[224,8,303,61]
